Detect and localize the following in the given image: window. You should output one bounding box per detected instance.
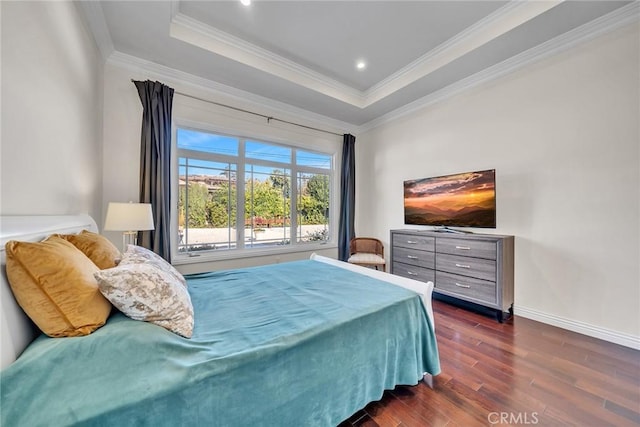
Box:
[176,128,333,257]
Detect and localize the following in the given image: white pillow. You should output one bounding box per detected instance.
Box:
[94,263,194,338]
[121,245,187,288]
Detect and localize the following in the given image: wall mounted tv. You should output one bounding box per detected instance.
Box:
[404,169,496,229]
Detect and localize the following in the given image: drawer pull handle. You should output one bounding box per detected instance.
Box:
[455,263,471,269]
[456,246,471,250]
[406,240,418,244]
[407,255,418,259]
[455,282,471,288]
[407,271,418,276]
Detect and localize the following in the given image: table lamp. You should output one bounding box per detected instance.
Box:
[104,202,155,251]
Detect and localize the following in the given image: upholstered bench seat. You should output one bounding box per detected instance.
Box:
[348,253,384,264]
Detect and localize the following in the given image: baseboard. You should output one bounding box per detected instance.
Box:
[515,306,640,350]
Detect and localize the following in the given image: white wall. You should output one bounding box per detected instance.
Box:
[356,23,639,344]
[102,63,341,273]
[0,1,103,221]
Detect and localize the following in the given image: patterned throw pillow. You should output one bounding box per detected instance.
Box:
[121,245,187,287]
[94,263,194,338]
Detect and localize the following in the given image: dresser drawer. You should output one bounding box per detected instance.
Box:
[392,233,434,252]
[393,262,435,284]
[390,230,514,320]
[435,271,497,305]
[436,253,496,282]
[436,238,497,260]
[393,246,435,269]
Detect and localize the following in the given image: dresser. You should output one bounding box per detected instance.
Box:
[390,229,514,321]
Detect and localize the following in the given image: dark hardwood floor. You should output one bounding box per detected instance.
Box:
[338,299,640,426]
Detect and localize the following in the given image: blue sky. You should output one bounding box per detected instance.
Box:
[177,129,331,170]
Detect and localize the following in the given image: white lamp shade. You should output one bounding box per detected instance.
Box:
[104,202,155,231]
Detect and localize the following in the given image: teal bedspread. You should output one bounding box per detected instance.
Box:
[1,260,440,426]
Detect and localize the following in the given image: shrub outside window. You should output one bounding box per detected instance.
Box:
[176,128,333,256]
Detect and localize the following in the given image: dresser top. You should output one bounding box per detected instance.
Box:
[391,229,514,241]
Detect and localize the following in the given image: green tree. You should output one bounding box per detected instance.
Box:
[269,169,291,198]
[299,174,329,225]
[307,174,329,210]
[179,183,209,227]
[245,180,288,222]
[208,182,237,227]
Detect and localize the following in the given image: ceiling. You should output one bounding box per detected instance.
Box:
[88,1,634,128]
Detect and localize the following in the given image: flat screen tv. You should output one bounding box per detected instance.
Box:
[404,169,496,229]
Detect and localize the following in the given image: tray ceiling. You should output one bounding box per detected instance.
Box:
[89,1,634,127]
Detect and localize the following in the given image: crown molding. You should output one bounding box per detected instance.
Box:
[75,0,114,62]
[363,0,563,107]
[169,12,366,108]
[358,1,640,133]
[106,51,354,135]
[169,0,180,21]
[98,1,637,135]
[168,0,561,110]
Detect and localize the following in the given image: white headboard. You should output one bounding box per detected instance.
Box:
[0,214,98,369]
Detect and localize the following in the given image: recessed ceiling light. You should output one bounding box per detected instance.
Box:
[240,0,251,6]
[356,61,366,70]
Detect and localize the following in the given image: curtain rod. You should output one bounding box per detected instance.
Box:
[131,80,344,137]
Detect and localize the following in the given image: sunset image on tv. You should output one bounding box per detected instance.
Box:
[404,169,496,228]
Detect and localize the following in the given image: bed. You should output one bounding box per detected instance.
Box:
[0,215,440,426]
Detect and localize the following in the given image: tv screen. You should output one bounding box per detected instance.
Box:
[404,169,496,228]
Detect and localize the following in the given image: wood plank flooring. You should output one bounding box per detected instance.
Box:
[338,299,640,426]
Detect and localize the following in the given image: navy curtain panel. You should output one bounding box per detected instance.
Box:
[134,80,174,261]
[338,134,356,261]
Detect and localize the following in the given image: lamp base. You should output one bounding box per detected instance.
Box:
[122,231,138,252]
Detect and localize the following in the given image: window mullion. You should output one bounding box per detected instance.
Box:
[290,151,298,245]
[178,148,237,165]
[184,159,190,254]
[236,139,246,249]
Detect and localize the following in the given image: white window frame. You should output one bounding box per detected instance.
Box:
[171,123,337,264]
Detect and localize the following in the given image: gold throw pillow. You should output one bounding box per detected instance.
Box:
[5,235,112,337]
[58,230,121,269]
